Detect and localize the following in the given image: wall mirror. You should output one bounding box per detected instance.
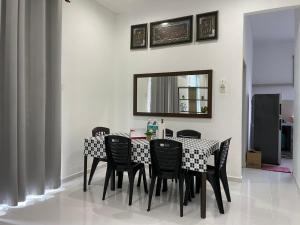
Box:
[133,70,212,118]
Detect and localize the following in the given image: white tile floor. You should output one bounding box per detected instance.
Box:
[280,158,293,170]
[0,167,300,225]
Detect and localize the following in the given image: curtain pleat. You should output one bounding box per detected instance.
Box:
[167,77,179,113]
[150,77,179,113]
[17,0,27,203]
[45,0,61,189]
[0,0,61,206]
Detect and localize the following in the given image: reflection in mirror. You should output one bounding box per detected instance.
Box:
[135,71,211,118]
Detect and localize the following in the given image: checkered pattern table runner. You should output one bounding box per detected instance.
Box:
[84,133,219,172]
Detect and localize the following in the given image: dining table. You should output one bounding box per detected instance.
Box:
[83,132,219,218]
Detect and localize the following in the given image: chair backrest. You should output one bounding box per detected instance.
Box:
[150,139,182,178]
[177,129,201,139]
[105,135,131,166]
[165,128,173,137]
[92,127,110,137]
[218,138,232,171]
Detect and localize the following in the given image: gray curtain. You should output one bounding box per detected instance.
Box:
[167,76,179,113]
[0,0,61,206]
[151,77,179,113]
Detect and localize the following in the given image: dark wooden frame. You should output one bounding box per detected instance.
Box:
[130,23,148,49]
[196,11,218,41]
[150,16,193,47]
[133,70,213,118]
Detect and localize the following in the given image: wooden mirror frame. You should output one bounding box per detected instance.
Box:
[133,70,213,118]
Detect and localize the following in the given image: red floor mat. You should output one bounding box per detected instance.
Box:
[261,164,291,173]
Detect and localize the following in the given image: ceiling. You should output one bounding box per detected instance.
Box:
[249,9,296,41]
[95,0,146,13]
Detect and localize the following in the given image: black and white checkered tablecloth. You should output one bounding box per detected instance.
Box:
[84,133,219,172]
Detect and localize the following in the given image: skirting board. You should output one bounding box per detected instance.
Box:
[62,164,242,184]
[228,176,242,183]
[294,176,300,192]
[61,163,107,184]
[253,83,294,87]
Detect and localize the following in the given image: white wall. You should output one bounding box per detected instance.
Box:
[252,85,295,100]
[111,0,300,180]
[243,16,254,164]
[61,0,115,179]
[252,39,295,101]
[137,78,150,112]
[60,0,300,181]
[253,40,294,85]
[293,9,300,189]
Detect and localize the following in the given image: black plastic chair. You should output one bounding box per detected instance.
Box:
[145,128,172,182]
[147,139,184,217]
[88,127,110,185]
[185,138,232,214]
[177,130,201,198]
[165,128,174,137]
[140,129,174,182]
[213,138,232,202]
[177,129,201,139]
[92,127,110,137]
[156,129,201,197]
[145,128,173,181]
[145,128,174,185]
[102,135,148,206]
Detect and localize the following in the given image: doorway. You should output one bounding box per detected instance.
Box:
[243,7,298,172]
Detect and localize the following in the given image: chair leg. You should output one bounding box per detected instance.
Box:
[117,171,123,189]
[88,158,100,185]
[195,175,201,194]
[137,170,142,187]
[156,178,162,196]
[111,169,115,191]
[142,168,148,193]
[220,170,231,202]
[179,177,184,217]
[162,179,168,192]
[208,176,224,214]
[184,174,191,206]
[148,165,152,178]
[102,167,113,200]
[147,176,156,212]
[128,172,135,206]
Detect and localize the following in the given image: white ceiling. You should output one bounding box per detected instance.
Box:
[249,9,296,41]
[95,0,146,13]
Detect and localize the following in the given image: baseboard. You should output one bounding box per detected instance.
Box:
[294,176,300,192]
[228,176,242,183]
[61,164,106,184]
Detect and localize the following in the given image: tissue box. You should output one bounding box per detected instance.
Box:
[130,128,146,139]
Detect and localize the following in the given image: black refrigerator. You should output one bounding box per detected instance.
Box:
[251,94,281,165]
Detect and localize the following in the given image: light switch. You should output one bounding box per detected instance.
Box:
[220,79,226,93]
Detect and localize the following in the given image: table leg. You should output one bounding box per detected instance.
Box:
[83,155,87,192]
[200,172,206,218]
